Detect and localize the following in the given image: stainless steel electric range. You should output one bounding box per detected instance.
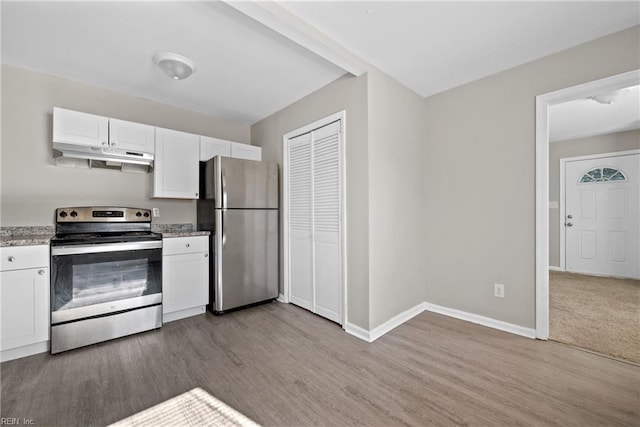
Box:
[50,207,162,354]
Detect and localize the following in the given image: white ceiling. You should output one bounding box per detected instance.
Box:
[549,85,640,143]
[280,1,640,97]
[0,1,346,124]
[2,1,639,126]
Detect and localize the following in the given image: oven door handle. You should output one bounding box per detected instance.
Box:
[51,241,162,256]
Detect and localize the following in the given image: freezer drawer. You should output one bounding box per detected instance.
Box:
[214,209,278,312]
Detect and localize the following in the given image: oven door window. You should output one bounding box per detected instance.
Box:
[51,248,161,312]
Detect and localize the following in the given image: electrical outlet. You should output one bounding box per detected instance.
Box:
[494,283,505,298]
[152,208,160,218]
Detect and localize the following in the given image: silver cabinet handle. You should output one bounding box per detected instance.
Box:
[566,222,573,227]
[38,269,46,275]
[567,214,573,219]
[204,253,208,258]
[185,243,190,248]
[8,256,15,262]
[102,141,108,146]
[195,193,199,197]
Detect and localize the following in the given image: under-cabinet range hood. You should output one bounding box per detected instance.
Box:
[53,142,154,173]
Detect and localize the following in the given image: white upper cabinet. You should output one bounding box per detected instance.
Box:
[53,107,108,148]
[154,128,200,199]
[231,142,262,161]
[53,108,154,154]
[200,136,232,161]
[109,118,155,153]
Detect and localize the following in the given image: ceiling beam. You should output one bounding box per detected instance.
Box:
[224,1,368,77]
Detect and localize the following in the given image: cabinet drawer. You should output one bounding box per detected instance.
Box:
[0,245,49,271]
[163,236,208,256]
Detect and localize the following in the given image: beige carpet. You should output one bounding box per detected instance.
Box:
[550,271,640,364]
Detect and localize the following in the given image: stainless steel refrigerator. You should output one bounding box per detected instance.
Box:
[197,156,279,313]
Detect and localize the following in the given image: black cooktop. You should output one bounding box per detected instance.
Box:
[51,231,162,246]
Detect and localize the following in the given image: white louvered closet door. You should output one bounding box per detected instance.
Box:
[287,120,343,324]
[288,132,313,311]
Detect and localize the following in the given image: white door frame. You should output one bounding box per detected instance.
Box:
[282,110,348,326]
[535,69,639,339]
[559,149,640,272]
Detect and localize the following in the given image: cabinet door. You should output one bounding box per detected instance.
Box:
[231,142,261,161]
[109,119,155,153]
[53,107,108,148]
[200,136,231,161]
[154,128,200,199]
[163,252,209,314]
[0,268,49,351]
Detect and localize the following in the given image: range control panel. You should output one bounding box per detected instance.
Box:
[56,207,151,223]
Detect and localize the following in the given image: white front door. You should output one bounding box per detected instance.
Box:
[564,153,639,279]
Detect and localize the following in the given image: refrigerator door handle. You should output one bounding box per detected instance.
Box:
[221,168,228,209]
[222,209,227,249]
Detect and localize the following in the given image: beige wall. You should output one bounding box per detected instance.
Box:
[548,129,640,267]
[1,65,249,226]
[423,26,640,328]
[366,70,428,329]
[252,68,429,331]
[251,73,371,329]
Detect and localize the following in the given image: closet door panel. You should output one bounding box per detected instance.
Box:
[312,122,342,322]
[288,133,313,311]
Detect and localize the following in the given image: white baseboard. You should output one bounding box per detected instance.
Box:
[163,306,206,323]
[423,302,536,339]
[345,302,428,343]
[344,322,371,342]
[1,341,49,362]
[549,266,564,272]
[277,293,287,303]
[369,302,428,342]
[346,301,535,343]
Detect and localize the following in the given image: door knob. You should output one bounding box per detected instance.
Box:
[566,222,573,227]
[38,269,46,275]
[7,256,15,262]
[567,215,573,219]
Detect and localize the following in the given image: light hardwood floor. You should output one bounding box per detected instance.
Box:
[1,302,638,426]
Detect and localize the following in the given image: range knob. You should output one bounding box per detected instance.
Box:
[59,211,68,218]
[136,211,142,217]
[70,211,78,218]
[143,212,150,218]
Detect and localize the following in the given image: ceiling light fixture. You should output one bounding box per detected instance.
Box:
[589,88,631,105]
[152,51,196,80]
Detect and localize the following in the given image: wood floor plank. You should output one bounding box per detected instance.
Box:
[1,302,638,426]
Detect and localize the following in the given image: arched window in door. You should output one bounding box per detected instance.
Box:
[579,167,627,183]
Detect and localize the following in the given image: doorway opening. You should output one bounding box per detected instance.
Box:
[535,70,640,363]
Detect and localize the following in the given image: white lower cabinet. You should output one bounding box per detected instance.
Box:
[0,245,50,362]
[162,236,209,323]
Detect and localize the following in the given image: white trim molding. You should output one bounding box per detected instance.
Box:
[344,322,372,342]
[345,302,428,343]
[535,69,640,340]
[345,301,536,343]
[223,1,367,76]
[549,266,564,272]
[423,303,536,339]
